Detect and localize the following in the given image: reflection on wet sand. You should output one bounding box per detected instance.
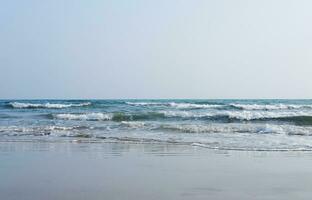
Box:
[1,141,312,200]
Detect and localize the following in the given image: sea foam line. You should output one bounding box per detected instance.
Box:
[155,123,312,135]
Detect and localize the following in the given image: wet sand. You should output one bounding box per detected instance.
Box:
[1,141,312,200]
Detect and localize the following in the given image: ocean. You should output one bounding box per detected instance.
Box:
[1,99,312,151]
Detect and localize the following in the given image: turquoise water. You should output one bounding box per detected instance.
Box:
[1,99,312,151]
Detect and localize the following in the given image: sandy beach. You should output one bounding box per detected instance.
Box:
[1,141,312,200]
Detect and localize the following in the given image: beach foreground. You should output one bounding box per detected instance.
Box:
[1,141,312,200]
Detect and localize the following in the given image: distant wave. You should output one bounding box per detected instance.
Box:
[125,102,165,106]
[126,101,224,109]
[168,102,224,109]
[126,101,312,111]
[9,102,91,109]
[230,103,312,110]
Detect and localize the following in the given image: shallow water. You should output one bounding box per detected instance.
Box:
[2,99,312,151]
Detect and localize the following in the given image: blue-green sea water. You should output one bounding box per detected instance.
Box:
[1,99,312,151]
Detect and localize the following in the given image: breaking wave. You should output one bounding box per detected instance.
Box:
[53,112,165,121]
[54,113,113,121]
[50,110,312,125]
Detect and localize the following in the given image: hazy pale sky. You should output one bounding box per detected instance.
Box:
[1,0,312,99]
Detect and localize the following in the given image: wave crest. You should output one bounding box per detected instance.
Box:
[126,101,224,109]
[168,102,224,109]
[160,110,312,124]
[53,112,165,121]
[46,109,312,126]
[9,102,91,109]
[54,113,113,121]
[230,103,312,110]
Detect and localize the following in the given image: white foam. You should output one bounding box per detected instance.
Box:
[54,113,112,121]
[10,102,91,109]
[0,126,82,137]
[157,126,312,151]
[225,110,312,120]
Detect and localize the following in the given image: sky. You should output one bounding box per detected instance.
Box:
[1,0,312,99]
